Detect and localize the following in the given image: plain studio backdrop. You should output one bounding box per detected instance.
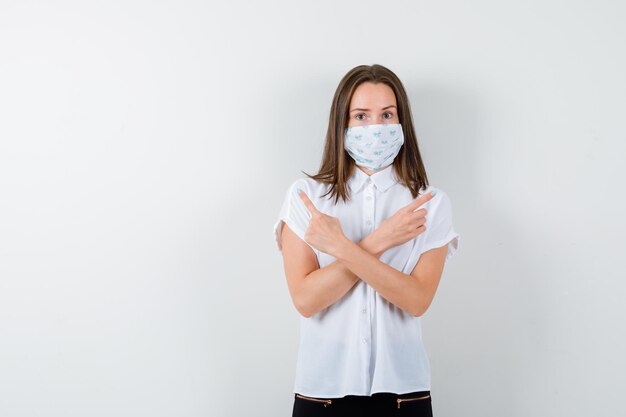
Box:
[1,1,625,416]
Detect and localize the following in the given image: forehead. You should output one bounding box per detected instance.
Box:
[349,82,397,108]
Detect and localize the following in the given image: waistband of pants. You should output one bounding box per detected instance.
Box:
[294,390,431,401]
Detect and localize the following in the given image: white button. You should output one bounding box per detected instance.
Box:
[365,220,371,226]
[361,308,367,314]
[366,178,371,183]
[365,196,372,201]
[362,338,368,343]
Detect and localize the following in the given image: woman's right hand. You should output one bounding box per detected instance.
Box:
[370,190,437,254]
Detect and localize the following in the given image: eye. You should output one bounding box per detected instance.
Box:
[355,113,366,121]
[383,112,394,119]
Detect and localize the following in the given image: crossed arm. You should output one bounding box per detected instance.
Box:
[280,223,448,318]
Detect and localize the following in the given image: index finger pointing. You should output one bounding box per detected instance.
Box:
[297,188,321,217]
[405,189,437,212]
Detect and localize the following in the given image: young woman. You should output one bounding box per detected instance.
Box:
[273,64,461,417]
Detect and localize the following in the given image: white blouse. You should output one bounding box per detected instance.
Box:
[273,164,460,397]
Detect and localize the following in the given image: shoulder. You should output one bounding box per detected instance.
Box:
[285,177,327,197]
[430,186,452,204]
[422,186,455,221]
[403,184,452,205]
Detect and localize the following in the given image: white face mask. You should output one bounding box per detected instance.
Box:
[344,123,404,171]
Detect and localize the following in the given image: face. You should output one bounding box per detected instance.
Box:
[347,82,399,128]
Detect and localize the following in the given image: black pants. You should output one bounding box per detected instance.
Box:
[292,390,433,417]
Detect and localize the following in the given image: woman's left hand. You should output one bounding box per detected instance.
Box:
[298,189,349,256]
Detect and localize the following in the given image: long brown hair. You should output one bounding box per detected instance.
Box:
[302,64,429,204]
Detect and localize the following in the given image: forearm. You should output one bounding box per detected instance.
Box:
[298,235,386,318]
[334,240,422,316]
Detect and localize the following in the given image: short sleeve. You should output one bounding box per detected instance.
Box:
[273,179,317,253]
[401,189,461,274]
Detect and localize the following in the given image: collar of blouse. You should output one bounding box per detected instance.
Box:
[347,164,400,194]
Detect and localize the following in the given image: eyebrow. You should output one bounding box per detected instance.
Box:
[350,105,397,113]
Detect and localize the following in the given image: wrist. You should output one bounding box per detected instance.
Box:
[334,236,356,261]
[360,234,387,258]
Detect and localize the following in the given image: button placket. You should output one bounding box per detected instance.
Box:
[361,180,374,365]
[364,182,375,232]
